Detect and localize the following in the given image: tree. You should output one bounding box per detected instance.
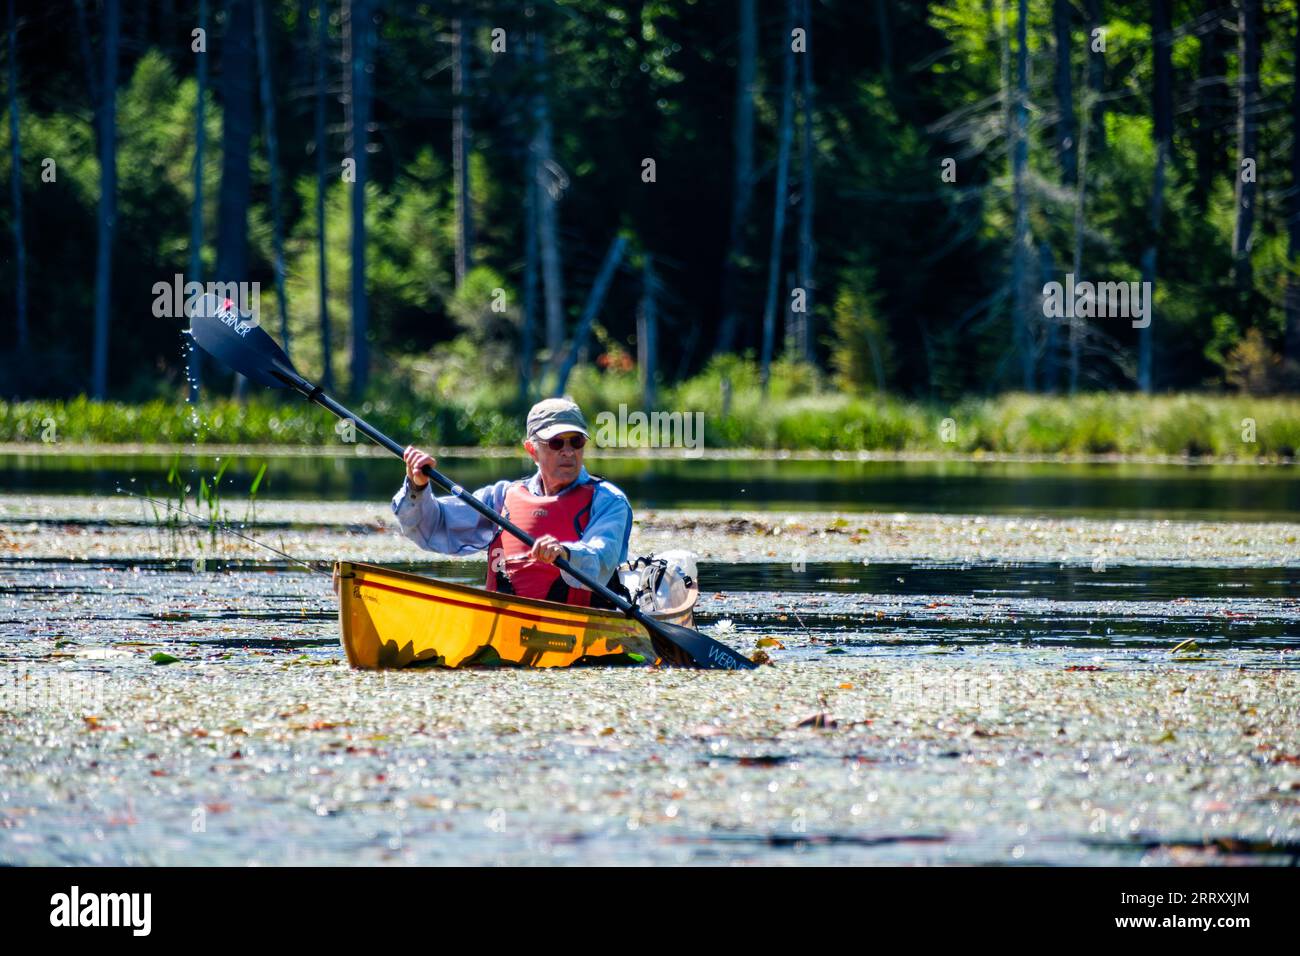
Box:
[529,16,565,368]
[795,0,816,363]
[1085,0,1105,151]
[1053,0,1076,185]
[716,0,756,356]
[7,0,27,357]
[345,0,372,397]
[187,0,210,402]
[452,13,474,287]
[1010,0,1033,390]
[520,168,539,402]
[255,0,291,356]
[519,11,541,401]
[553,234,626,395]
[760,0,796,392]
[216,0,255,397]
[315,0,333,392]
[89,0,120,399]
[638,252,657,410]
[6,0,1298,402]
[1070,26,1095,394]
[1232,0,1261,301]
[1139,0,1172,392]
[1286,3,1300,370]
[1194,0,1228,211]
[1039,239,1059,391]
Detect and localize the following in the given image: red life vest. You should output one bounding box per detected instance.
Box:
[485,479,598,605]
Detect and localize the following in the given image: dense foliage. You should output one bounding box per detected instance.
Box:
[1,1,1298,404]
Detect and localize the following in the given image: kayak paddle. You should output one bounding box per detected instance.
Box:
[185,293,756,670]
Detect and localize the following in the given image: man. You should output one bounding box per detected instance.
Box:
[393,398,632,607]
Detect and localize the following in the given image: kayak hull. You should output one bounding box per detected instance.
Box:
[335,561,697,669]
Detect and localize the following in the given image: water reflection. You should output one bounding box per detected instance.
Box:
[1,452,1297,520]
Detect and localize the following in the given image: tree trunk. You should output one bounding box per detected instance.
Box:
[1194,1,1227,211]
[796,0,815,364]
[255,0,291,356]
[1070,41,1093,394]
[348,0,370,397]
[638,253,657,411]
[315,0,333,392]
[1040,241,1059,391]
[1085,0,1104,151]
[1232,0,1261,302]
[187,0,209,402]
[1139,0,1172,392]
[7,0,27,357]
[1152,0,1174,167]
[342,0,352,157]
[1010,0,1033,390]
[1053,0,1076,185]
[452,15,474,287]
[216,0,255,398]
[520,160,539,402]
[554,235,627,395]
[760,0,796,393]
[530,26,564,367]
[783,267,797,357]
[715,0,756,355]
[1285,2,1300,367]
[91,0,120,399]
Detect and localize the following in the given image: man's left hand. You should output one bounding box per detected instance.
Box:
[531,535,569,565]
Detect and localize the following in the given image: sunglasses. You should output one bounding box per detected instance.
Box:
[543,434,587,451]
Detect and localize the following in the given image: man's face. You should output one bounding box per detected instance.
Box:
[526,431,585,489]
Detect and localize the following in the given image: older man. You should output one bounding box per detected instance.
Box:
[393,398,632,607]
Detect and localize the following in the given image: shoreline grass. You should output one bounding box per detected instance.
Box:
[2,388,1298,458]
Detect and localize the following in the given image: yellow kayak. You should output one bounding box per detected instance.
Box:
[335,561,698,669]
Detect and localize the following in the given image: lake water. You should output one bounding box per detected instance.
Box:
[1,451,1296,865]
[1,451,1298,520]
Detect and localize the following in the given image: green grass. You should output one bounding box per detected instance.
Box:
[3,365,1298,457]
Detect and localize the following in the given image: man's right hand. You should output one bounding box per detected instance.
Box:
[404,446,436,488]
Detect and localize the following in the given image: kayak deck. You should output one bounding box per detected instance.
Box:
[335,561,697,669]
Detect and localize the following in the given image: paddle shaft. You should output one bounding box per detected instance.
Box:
[301,383,641,618]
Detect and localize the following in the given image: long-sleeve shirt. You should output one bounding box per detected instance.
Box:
[391,465,632,592]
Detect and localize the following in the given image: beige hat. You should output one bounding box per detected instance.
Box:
[526,398,590,441]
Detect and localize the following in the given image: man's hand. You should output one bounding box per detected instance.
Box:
[530,534,570,565]
[404,446,436,488]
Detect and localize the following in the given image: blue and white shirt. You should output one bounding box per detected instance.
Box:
[391,465,633,592]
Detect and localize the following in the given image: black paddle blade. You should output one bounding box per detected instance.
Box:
[186,292,301,390]
[641,616,757,670]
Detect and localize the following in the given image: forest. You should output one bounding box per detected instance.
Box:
[1,0,1298,423]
